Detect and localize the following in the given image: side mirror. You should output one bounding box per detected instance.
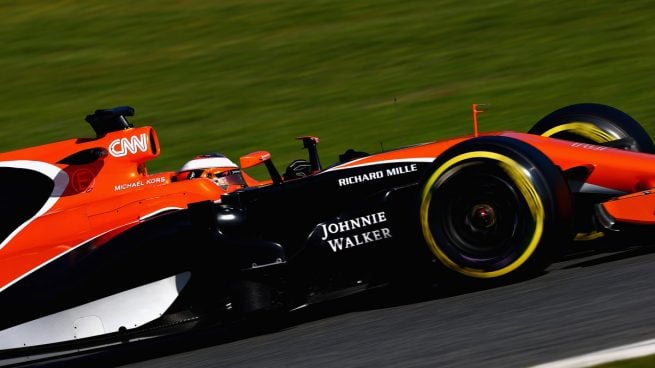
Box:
[239,150,282,184]
[240,150,271,169]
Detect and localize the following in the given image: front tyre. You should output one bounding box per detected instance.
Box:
[528,103,654,153]
[419,136,572,280]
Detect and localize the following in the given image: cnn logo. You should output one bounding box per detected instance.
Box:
[109,133,148,157]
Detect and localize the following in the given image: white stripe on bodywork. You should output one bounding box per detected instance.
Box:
[0,160,69,251]
[0,272,191,350]
[323,157,435,173]
[567,180,625,196]
[140,206,184,221]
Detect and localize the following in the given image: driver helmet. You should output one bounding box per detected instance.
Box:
[174,153,246,190]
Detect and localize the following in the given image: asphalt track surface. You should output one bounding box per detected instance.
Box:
[15,242,655,368]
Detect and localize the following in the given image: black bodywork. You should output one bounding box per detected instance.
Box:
[1,157,435,333]
[208,159,434,313]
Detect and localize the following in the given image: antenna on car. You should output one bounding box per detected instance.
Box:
[471,104,489,137]
[85,106,135,138]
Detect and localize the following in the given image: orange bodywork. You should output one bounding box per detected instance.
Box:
[3,124,655,292]
[0,126,226,291]
[600,191,655,225]
[502,132,655,193]
[334,131,655,195]
[335,131,655,226]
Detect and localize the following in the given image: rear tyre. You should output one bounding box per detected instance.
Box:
[529,103,654,153]
[419,136,572,281]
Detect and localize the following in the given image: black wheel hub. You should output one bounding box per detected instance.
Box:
[468,204,497,231]
[427,161,534,269]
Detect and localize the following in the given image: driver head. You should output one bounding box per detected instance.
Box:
[174,153,246,190]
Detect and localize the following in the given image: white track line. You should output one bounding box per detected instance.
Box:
[531,338,655,368]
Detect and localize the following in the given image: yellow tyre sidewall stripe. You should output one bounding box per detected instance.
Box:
[420,151,546,278]
[542,122,614,242]
[541,122,617,143]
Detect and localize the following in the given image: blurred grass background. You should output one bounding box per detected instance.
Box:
[1,1,655,172]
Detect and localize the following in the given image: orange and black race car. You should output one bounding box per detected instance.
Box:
[0,103,653,356]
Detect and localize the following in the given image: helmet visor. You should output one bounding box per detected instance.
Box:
[210,169,246,188]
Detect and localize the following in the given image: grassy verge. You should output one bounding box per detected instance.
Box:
[1,1,654,174]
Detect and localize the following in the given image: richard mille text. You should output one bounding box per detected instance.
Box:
[338,164,418,187]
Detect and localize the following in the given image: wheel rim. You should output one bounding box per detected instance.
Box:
[434,173,520,259]
[420,151,545,278]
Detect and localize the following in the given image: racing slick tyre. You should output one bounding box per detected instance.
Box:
[529,103,655,153]
[419,136,573,282]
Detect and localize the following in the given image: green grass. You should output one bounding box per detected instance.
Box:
[1,0,655,174]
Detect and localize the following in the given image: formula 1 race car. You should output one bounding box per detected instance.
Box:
[1,103,654,356]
